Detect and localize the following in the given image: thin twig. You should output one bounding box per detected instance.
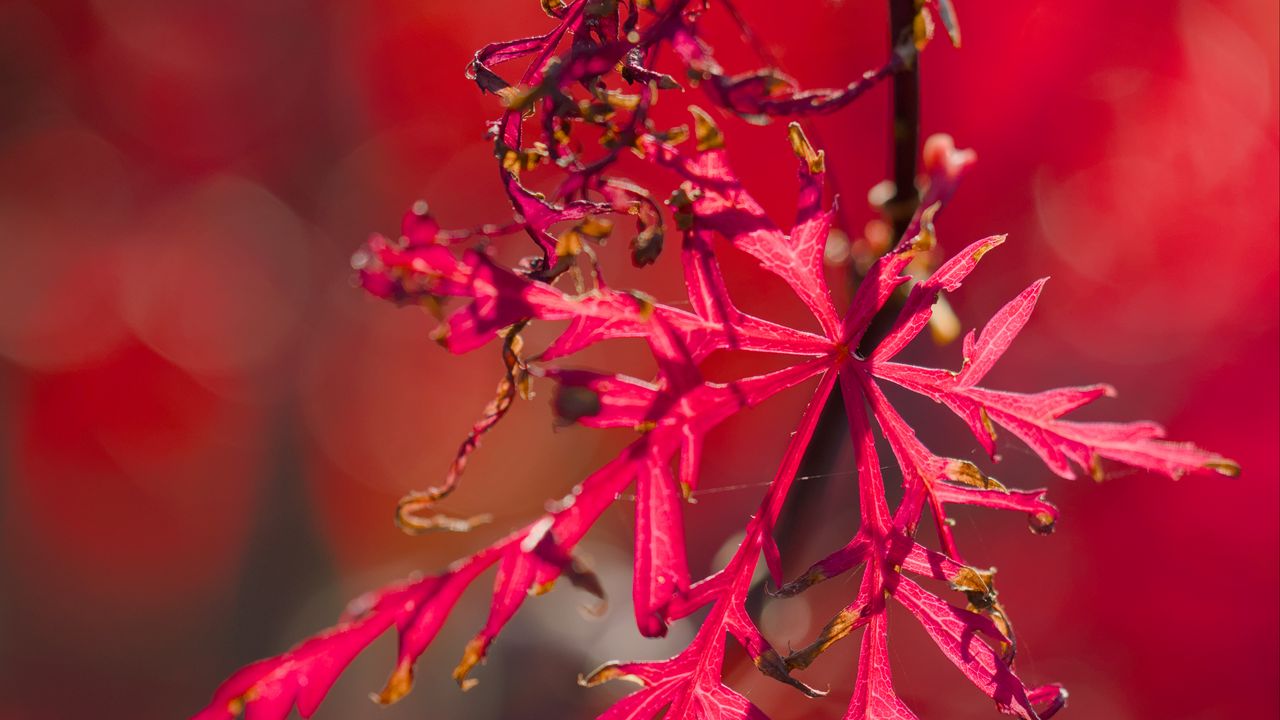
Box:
[886,0,922,245]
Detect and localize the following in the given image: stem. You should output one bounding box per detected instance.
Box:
[887,0,922,245]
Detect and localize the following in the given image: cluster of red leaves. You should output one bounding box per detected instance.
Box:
[194,1,1236,718]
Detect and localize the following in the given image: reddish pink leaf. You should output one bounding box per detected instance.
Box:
[633,459,690,638]
[894,577,1037,719]
[657,139,843,338]
[848,612,919,720]
[198,9,1236,716]
[873,279,1237,479]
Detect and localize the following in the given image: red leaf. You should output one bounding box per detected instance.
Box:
[873,279,1237,480]
[197,5,1235,718]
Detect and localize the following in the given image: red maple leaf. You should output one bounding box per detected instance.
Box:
[193,3,1235,719]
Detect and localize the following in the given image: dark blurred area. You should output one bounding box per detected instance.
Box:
[0,1,1275,719]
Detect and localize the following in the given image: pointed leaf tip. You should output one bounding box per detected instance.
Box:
[772,566,826,598]
[949,566,997,609]
[373,662,414,705]
[787,122,825,174]
[688,105,724,151]
[936,0,962,47]
[755,648,827,697]
[971,233,1007,262]
[1205,458,1241,477]
[579,660,645,688]
[786,604,866,671]
[452,637,487,690]
[1029,510,1057,535]
[943,459,1003,490]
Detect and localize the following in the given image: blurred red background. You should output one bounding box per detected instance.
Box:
[0,1,1275,719]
